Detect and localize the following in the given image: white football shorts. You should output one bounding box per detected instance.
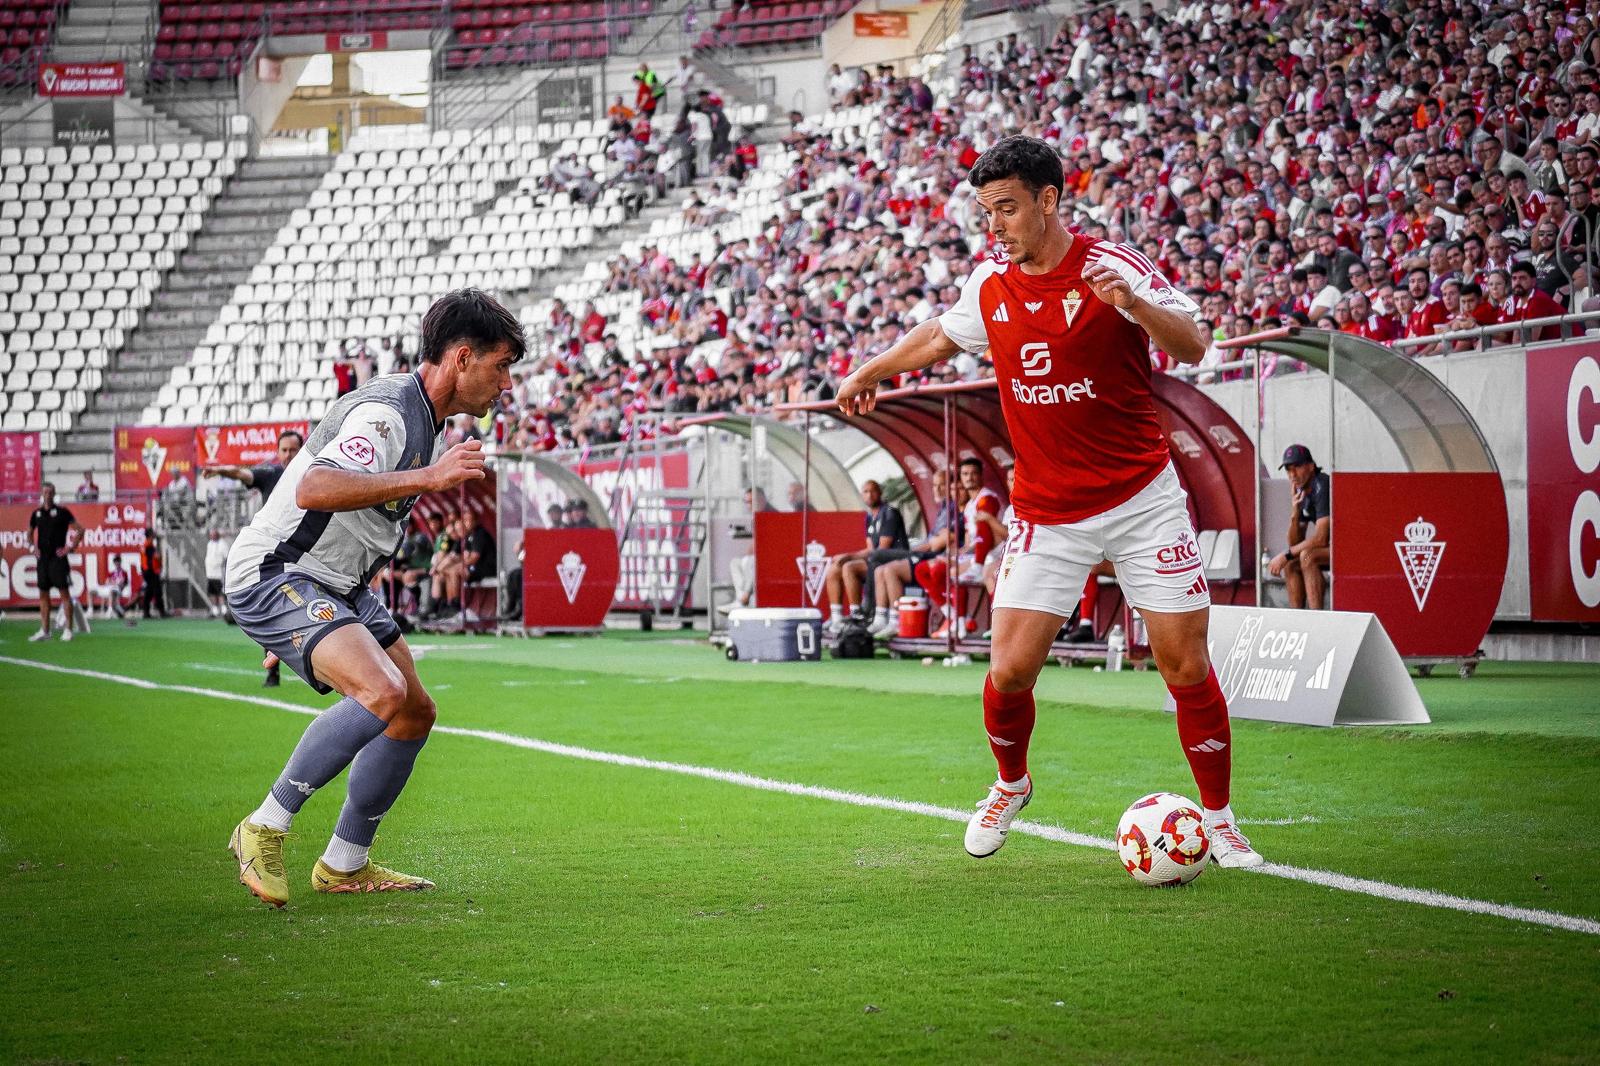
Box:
[992,463,1211,616]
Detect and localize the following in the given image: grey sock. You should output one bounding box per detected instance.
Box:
[267,697,389,814]
[332,734,427,847]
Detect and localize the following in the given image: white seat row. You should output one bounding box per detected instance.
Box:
[0,139,235,167]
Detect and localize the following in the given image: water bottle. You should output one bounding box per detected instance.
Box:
[1106,624,1125,672]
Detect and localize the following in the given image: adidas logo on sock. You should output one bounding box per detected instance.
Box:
[1187,738,1228,753]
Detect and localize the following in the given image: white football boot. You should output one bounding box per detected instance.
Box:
[28,629,50,642]
[1204,815,1264,868]
[964,776,1032,857]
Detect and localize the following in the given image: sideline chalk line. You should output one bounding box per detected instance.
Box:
[3,654,1595,938]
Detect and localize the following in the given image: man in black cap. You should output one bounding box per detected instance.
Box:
[1267,444,1331,609]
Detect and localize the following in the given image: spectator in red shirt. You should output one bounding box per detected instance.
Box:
[1503,261,1567,341]
[580,302,607,344]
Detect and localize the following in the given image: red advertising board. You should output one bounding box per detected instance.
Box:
[1526,344,1600,622]
[522,528,619,629]
[115,425,197,493]
[1330,472,1509,657]
[754,511,869,609]
[0,501,148,607]
[853,12,909,36]
[574,451,692,608]
[195,421,311,469]
[0,432,42,495]
[38,62,126,97]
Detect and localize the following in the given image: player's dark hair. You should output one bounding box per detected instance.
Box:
[958,456,983,473]
[967,135,1064,197]
[420,288,527,366]
[278,429,304,446]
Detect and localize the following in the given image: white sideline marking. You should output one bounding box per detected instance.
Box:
[4,654,1598,938]
[184,662,268,678]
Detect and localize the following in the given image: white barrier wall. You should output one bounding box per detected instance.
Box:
[1198,347,1531,619]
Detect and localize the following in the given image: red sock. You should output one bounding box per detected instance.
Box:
[983,673,1035,784]
[1078,578,1096,629]
[1170,667,1231,811]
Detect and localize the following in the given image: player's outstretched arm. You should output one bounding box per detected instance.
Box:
[836,319,963,415]
[201,464,254,486]
[296,440,485,512]
[1082,261,1209,365]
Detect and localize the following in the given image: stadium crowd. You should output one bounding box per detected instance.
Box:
[486,0,1598,450]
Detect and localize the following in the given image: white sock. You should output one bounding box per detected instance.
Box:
[885,610,898,627]
[829,605,843,622]
[321,835,370,874]
[999,774,1029,792]
[1204,804,1235,825]
[873,607,887,625]
[251,793,294,832]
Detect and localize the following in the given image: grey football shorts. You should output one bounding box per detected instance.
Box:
[225,574,402,694]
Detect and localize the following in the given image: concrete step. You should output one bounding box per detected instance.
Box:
[192,232,281,254]
[114,348,196,370]
[238,157,332,181]
[127,326,206,351]
[151,285,231,310]
[165,269,249,292]
[95,368,172,392]
[210,191,320,215]
[177,251,260,273]
[141,308,216,329]
[203,213,292,237]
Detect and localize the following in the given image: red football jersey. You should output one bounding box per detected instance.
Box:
[939,235,1201,524]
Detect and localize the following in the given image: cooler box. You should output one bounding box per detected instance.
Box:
[727,607,822,662]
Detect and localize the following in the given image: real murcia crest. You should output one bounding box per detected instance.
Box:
[1062,289,1083,328]
[140,437,167,486]
[1395,516,1446,610]
[796,540,829,604]
[557,550,587,604]
[201,426,222,463]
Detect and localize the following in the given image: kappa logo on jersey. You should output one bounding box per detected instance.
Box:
[340,435,376,466]
[1062,290,1083,328]
[796,541,829,603]
[306,598,337,623]
[1019,341,1052,377]
[1395,516,1446,610]
[368,420,390,440]
[557,550,587,604]
[991,302,1010,323]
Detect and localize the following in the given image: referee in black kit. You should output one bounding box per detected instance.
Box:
[202,428,305,685]
[28,482,83,643]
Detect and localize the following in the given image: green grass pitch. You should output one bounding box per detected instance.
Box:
[1,620,1598,1063]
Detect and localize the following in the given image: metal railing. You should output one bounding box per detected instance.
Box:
[1163,311,1600,381]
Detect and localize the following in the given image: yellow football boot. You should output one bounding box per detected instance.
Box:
[228,820,290,908]
[311,858,435,894]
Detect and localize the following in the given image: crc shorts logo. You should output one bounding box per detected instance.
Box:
[340,435,376,466]
[306,599,338,623]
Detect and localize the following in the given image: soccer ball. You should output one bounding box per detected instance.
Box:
[1116,792,1210,886]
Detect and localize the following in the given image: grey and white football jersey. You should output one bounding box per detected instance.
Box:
[226,372,445,595]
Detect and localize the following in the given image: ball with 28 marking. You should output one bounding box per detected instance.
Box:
[1116,792,1211,886]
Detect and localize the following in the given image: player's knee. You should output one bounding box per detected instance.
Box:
[404,693,438,735]
[1297,551,1321,573]
[357,672,410,721]
[988,657,1039,693]
[1160,649,1211,688]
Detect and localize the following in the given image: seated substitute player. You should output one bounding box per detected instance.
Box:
[224,288,524,907]
[836,136,1263,867]
[822,479,907,634]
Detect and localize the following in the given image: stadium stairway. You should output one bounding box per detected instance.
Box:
[48,154,333,479]
[49,0,155,88]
